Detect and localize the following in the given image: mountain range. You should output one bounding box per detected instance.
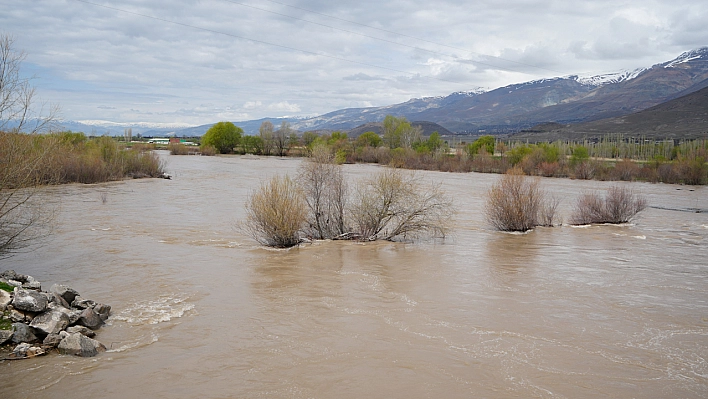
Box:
[511,85,708,141]
[58,48,708,139]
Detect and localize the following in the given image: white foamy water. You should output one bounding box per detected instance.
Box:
[111,294,195,325]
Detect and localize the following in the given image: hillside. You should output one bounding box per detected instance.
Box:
[511,85,708,141]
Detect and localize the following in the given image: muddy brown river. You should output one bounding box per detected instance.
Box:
[2,152,707,398]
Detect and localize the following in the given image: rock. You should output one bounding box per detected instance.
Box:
[7,279,23,288]
[7,342,45,359]
[48,292,71,309]
[11,288,48,313]
[66,325,96,338]
[29,309,70,335]
[0,289,11,311]
[50,284,80,307]
[11,322,38,344]
[9,308,30,323]
[49,303,82,324]
[71,295,96,309]
[93,303,111,321]
[43,333,63,348]
[57,333,106,357]
[22,276,41,290]
[59,330,69,339]
[1,270,26,282]
[0,329,13,345]
[77,307,103,330]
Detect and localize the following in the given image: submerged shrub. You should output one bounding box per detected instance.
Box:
[244,175,306,248]
[570,185,647,225]
[297,145,348,239]
[349,168,453,241]
[485,168,559,232]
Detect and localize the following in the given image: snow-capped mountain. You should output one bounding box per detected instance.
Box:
[662,47,708,68]
[572,68,647,86]
[57,48,708,136]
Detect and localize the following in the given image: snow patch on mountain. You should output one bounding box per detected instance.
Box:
[663,47,708,68]
[573,68,646,86]
[75,120,196,129]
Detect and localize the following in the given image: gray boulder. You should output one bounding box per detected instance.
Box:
[11,322,38,344]
[93,303,111,321]
[29,309,70,335]
[0,329,12,345]
[11,288,48,313]
[50,284,79,307]
[43,333,63,348]
[71,295,95,309]
[0,289,11,311]
[22,275,41,290]
[8,308,31,323]
[57,333,106,357]
[48,302,82,323]
[1,270,26,282]
[66,325,96,338]
[77,307,103,330]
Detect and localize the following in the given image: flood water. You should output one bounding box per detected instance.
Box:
[2,152,707,398]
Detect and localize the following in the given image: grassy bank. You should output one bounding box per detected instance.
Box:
[0,131,165,188]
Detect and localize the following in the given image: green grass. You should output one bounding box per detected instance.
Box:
[0,317,11,331]
[0,281,15,293]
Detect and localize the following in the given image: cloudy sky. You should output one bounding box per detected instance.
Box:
[2,0,707,126]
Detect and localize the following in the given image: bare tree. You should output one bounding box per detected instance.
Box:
[0,133,55,259]
[349,168,453,241]
[0,34,58,133]
[274,121,291,156]
[297,144,348,239]
[259,120,274,156]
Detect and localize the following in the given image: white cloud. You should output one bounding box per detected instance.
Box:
[243,101,263,109]
[0,0,705,124]
[267,102,301,113]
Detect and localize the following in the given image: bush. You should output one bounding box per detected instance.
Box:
[168,143,190,155]
[200,145,217,156]
[298,146,348,239]
[506,145,534,166]
[244,175,306,248]
[467,135,495,157]
[349,168,453,241]
[485,168,559,232]
[570,185,647,225]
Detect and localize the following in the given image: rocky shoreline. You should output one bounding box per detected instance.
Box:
[0,270,111,359]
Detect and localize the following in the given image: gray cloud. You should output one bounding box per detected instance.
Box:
[1,0,706,125]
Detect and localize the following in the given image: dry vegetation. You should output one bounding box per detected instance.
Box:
[0,134,55,257]
[349,168,453,241]
[484,168,559,232]
[244,151,454,247]
[244,175,307,248]
[297,145,348,239]
[570,186,647,225]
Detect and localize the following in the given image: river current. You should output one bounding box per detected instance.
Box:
[2,152,707,398]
